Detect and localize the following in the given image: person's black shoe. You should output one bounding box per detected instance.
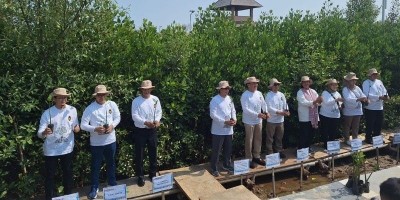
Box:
[249,161,257,169]
[279,152,286,159]
[137,176,145,187]
[252,158,265,166]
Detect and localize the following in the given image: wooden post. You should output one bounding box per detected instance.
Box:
[331,155,335,181]
[161,191,165,200]
[376,147,380,170]
[300,162,303,191]
[272,167,276,197]
[397,144,399,165]
[240,175,243,185]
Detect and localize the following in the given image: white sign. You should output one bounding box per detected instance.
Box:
[52,193,79,200]
[394,133,400,144]
[327,141,340,155]
[266,153,281,169]
[234,159,250,175]
[373,135,384,148]
[152,173,173,193]
[351,138,363,151]
[103,184,127,200]
[297,148,309,162]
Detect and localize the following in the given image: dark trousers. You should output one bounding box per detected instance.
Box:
[298,122,315,149]
[134,127,157,177]
[90,142,117,188]
[364,109,384,140]
[44,152,73,200]
[320,115,340,149]
[210,134,232,172]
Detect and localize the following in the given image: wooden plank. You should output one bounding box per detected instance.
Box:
[199,185,260,200]
[174,170,225,200]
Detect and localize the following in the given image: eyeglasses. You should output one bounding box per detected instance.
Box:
[96,94,107,97]
[55,96,67,100]
[273,83,280,86]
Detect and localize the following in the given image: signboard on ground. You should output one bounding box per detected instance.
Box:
[351,138,362,151]
[152,173,173,193]
[265,153,280,169]
[373,135,384,148]
[394,133,400,144]
[297,148,309,162]
[327,141,340,155]
[234,159,250,175]
[103,184,127,200]
[52,193,79,200]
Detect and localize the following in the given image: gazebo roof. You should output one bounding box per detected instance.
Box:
[214,0,262,11]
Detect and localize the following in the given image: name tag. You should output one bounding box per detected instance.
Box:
[373,135,384,148]
[266,153,281,169]
[103,184,127,200]
[52,193,79,200]
[152,173,173,193]
[327,141,340,154]
[351,139,362,151]
[234,159,250,175]
[297,148,309,162]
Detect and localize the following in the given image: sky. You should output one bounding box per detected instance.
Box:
[114,0,390,29]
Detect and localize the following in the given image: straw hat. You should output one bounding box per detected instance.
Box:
[51,88,71,97]
[139,80,155,89]
[368,68,379,76]
[343,72,359,81]
[325,78,339,86]
[216,81,231,90]
[300,76,312,83]
[244,76,260,84]
[268,78,282,88]
[92,85,111,97]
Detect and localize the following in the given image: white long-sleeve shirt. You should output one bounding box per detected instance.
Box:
[240,90,268,125]
[296,88,319,122]
[320,90,342,118]
[210,95,237,135]
[342,86,365,116]
[131,95,162,128]
[37,105,79,156]
[362,79,388,110]
[81,100,121,146]
[265,91,288,123]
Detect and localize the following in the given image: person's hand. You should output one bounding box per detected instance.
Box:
[257,113,264,119]
[336,97,344,102]
[284,111,291,117]
[380,95,390,101]
[225,119,236,126]
[42,127,53,137]
[264,113,270,119]
[73,125,80,133]
[153,121,161,128]
[145,121,155,128]
[357,97,367,102]
[105,125,113,133]
[94,126,106,134]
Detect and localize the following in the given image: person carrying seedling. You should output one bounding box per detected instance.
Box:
[132,80,162,187]
[37,88,80,200]
[81,85,121,199]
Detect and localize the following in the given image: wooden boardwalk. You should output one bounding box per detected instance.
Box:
[74,133,395,199]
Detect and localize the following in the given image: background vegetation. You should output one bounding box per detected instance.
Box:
[1,0,400,198]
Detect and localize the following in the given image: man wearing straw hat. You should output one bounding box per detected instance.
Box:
[209,81,237,177]
[362,68,389,144]
[241,76,269,168]
[342,72,367,145]
[265,78,290,158]
[132,80,162,187]
[37,88,80,200]
[81,85,121,199]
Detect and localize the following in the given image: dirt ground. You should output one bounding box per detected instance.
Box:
[250,146,399,199]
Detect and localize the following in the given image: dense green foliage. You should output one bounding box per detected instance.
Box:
[1,0,400,198]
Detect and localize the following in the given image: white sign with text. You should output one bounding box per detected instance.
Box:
[394,133,400,144]
[152,173,173,193]
[234,159,250,175]
[103,184,127,200]
[327,141,340,155]
[351,138,363,151]
[52,193,79,200]
[265,153,281,169]
[373,135,384,148]
[297,148,309,162]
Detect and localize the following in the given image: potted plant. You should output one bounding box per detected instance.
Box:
[350,151,365,195]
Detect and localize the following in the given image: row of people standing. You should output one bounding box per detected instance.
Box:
[38,81,162,200]
[210,68,389,176]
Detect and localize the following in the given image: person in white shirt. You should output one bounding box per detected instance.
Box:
[81,85,121,199]
[297,76,323,151]
[265,78,290,158]
[132,80,162,187]
[342,72,368,145]
[319,79,343,149]
[209,81,237,177]
[37,88,80,200]
[240,76,269,168]
[362,68,389,144]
